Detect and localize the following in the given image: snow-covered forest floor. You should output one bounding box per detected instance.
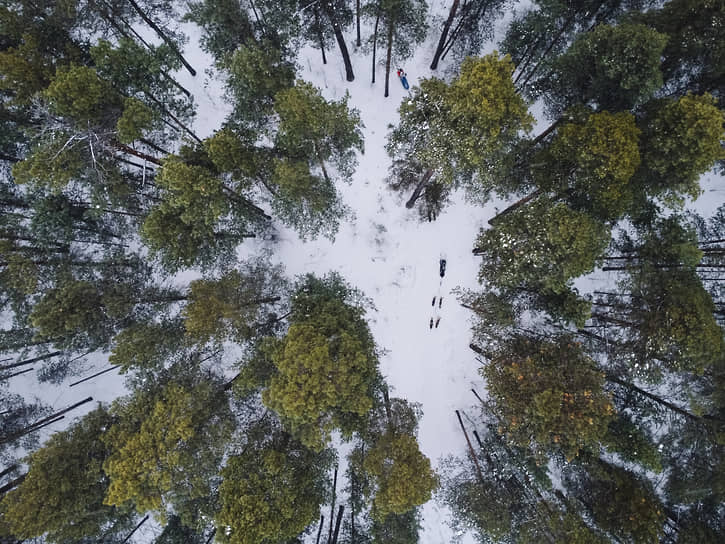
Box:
[8,0,723,541]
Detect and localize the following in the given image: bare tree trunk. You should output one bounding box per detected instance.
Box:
[384,20,394,97]
[0,352,62,372]
[126,0,197,76]
[356,0,361,46]
[440,0,489,63]
[430,0,460,70]
[69,365,120,387]
[316,516,325,544]
[455,410,485,483]
[405,169,434,208]
[0,464,17,479]
[315,9,327,64]
[0,473,26,496]
[139,137,170,156]
[328,466,338,543]
[371,13,380,83]
[606,374,722,423]
[0,152,20,163]
[121,515,149,544]
[331,505,345,544]
[0,397,93,446]
[113,142,163,165]
[0,367,34,381]
[486,189,542,226]
[323,1,355,81]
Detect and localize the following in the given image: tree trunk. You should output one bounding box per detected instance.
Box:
[602,264,725,271]
[315,9,327,64]
[0,397,93,446]
[0,367,35,381]
[384,19,393,97]
[516,7,583,91]
[316,516,325,544]
[371,13,380,83]
[590,312,635,328]
[405,169,434,208]
[139,138,170,156]
[383,385,393,430]
[0,152,20,163]
[0,352,63,372]
[221,185,272,221]
[331,505,345,544]
[455,410,485,483]
[430,0,460,70]
[356,0,361,47]
[115,155,156,173]
[113,141,163,165]
[121,515,149,544]
[323,2,354,81]
[142,91,202,143]
[528,117,563,148]
[0,473,26,496]
[512,29,548,84]
[0,464,17,479]
[328,466,338,544]
[69,365,120,387]
[440,0,487,63]
[606,374,721,423]
[125,0,196,76]
[487,189,542,226]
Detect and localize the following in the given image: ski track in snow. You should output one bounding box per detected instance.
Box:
[8,1,724,541]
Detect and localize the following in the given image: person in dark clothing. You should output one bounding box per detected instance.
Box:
[439,259,447,278]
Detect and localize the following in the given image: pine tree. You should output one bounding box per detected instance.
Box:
[430,0,509,70]
[539,23,668,116]
[483,334,614,461]
[386,53,532,213]
[362,431,438,519]
[183,261,286,344]
[0,407,137,543]
[636,0,725,98]
[102,380,235,523]
[635,93,725,205]
[375,0,428,97]
[262,273,380,451]
[215,421,333,544]
[475,200,610,299]
[530,109,641,221]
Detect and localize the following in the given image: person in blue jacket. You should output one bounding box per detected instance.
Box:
[396,68,409,90]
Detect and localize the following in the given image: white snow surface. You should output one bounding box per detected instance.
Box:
[7,0,723,541]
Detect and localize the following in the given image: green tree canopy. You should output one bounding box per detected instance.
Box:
[636,93,725,205]
[262,273,380,451]
[362,430,438,519]
[475,200,610,297]
[483,335,614,461]
[183,261,285,344]
[0,407,136,543]
[387,53,532,214]
[533,109,641,221]
[565,460,665,543]
[541,23,668,115]
[215,424,333,544]
[102,381,234,522]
